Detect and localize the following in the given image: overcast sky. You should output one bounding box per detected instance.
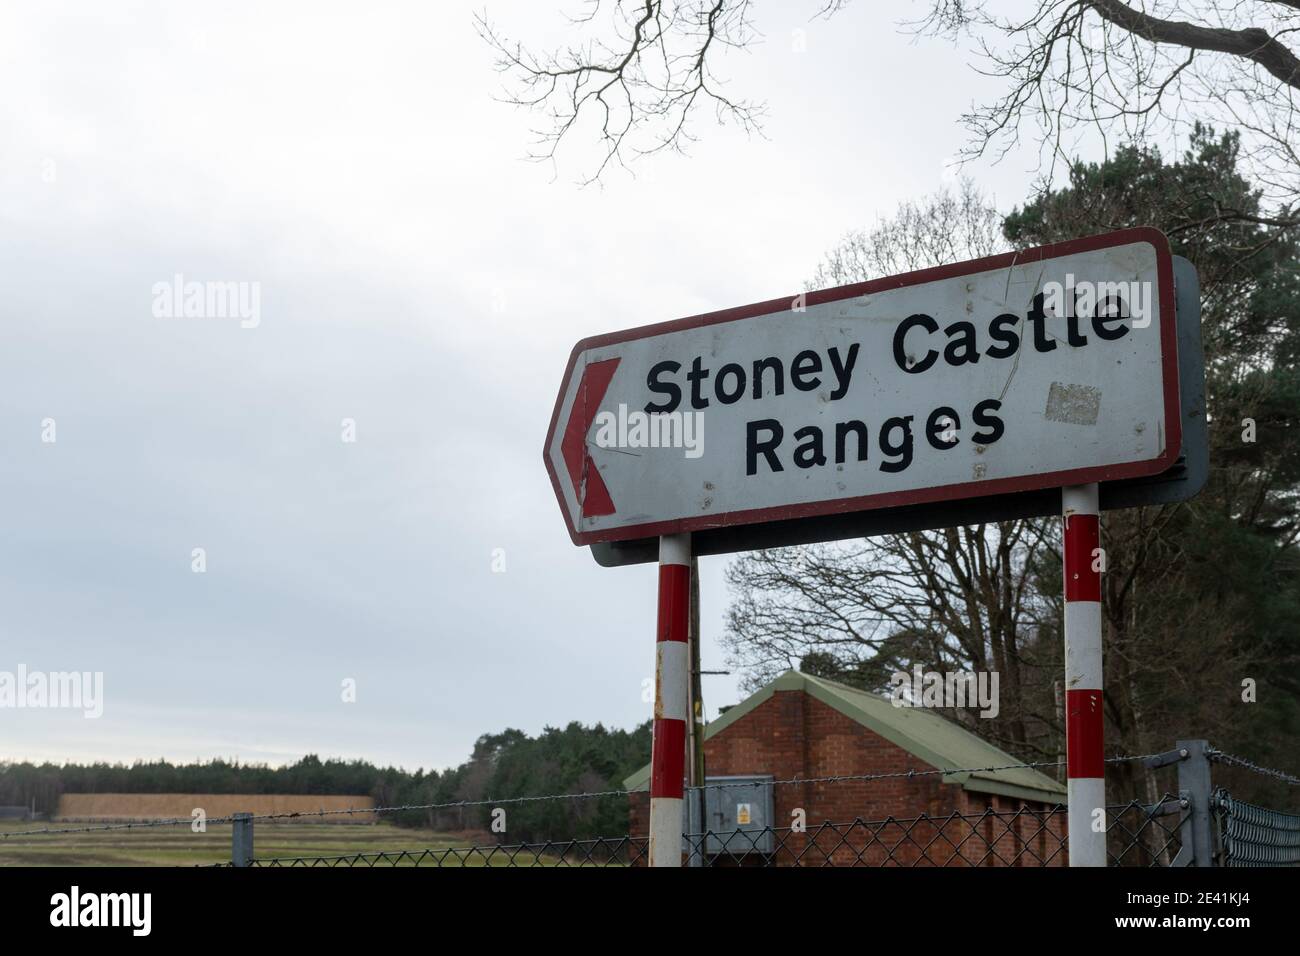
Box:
[1,1,1110,772]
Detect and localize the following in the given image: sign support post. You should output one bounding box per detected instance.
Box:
[1063,483,1106,866]
[649,533,691,867]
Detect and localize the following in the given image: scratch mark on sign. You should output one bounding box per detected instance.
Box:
[593,444,642,458]
[1045,382,1101,425]
[996,265,1050,403]
[997,314,1027,402]
[1001,250,1021,301]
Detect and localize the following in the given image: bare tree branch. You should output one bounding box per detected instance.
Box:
[917,1,1300,203]
[1090,0,1300,89]
[476,0,765,182]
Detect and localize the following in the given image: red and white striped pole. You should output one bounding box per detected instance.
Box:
[649,533,690,867]
[1063,483,1105,867]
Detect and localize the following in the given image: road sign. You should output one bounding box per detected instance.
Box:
[588,255,1204,566]
[545,228,1181,549]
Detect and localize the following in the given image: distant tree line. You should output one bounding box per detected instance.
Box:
[0,720,651,843]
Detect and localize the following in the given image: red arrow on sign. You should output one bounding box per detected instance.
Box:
[558,357,620,518]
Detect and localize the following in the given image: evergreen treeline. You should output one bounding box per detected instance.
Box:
[0,719,651,842]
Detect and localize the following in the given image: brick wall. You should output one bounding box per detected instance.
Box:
[628,688,1065,865]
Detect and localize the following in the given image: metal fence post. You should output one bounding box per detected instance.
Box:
[1175,740,1214,866]
[232,812,254,867]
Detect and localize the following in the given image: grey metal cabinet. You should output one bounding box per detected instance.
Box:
[684,775,774,857]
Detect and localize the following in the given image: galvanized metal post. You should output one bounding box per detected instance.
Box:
[1063,483,1106,866]
[231,812,254,867]
[1176,739,1214,866]
[649,533,690,867]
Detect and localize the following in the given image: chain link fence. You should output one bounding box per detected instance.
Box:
[232,797,1189,867]
[246,836,644,868]
[6,740,1295,867]
[1215,791,1300,867]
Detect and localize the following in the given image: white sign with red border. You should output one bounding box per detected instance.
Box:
[544,229,1180,547]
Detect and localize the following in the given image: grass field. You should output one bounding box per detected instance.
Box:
[0,821,516,867]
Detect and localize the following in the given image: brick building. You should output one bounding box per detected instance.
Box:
[625,670,1067,865]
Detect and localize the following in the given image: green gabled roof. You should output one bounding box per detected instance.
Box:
[624,669,1066,804]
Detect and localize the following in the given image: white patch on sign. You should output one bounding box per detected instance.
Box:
[736,803,752,825]
[1044,382,1101,426]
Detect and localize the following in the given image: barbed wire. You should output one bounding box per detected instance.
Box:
[0,816,203,838]
[1208,750,1300,786]
[0,790,632,838]
[0,751,1166,839]
[670,752,1165,794]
